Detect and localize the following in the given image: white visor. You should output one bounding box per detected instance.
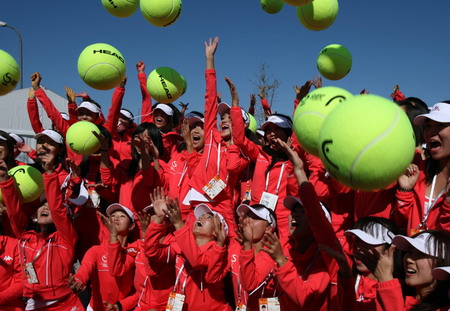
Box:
[236,203,276,229]
[106,203,135,223]
[34,130,64,145]
[194,203,228,236]
[414,102,450,125]
[77,101,101,114]
[154,103,174,116]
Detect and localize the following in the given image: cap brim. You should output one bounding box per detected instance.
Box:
[345,229,386,245]
[194,203,213,219]
[414,113,450,125]
[392,235,427,253]
[432,266,450,280]
[283,196,303,210]
[218,103,231,117]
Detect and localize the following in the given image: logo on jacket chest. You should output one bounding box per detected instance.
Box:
[101,255,109,268]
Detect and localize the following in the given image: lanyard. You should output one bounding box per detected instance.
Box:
[418,175,446,230]
[177,162,188,187]
[21,239,49,264]
[249,271,273,296]
[264,162,286,195]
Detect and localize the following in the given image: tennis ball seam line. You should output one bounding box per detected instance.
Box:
[349,109,399,186]
[0,58,19,71]
[83,63,121,81]
[83,133,97,154]
[319,52,352,63]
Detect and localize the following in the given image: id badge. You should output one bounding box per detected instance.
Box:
[203,176,226,199]
[260,192,278,211]
[258,297,280,311]
[24,262,39,284]
[410,228,423,236]
[165,292,185,311]
[235,304,247,311]
[242,188,251,203]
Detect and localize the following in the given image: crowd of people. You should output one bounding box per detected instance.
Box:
[0,36,449,311]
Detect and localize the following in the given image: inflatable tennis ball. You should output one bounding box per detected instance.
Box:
[140,0,182,27]
[66,121,101,155]
[283,0,313,6]
[0,165,44,204]
[77,43,126,90]
[0,49,20,96]
[101,0,139,17]
[296,0,339,31]
[147,67,186,103]
[261,0,284,14]
[248,114,258,133]
[317,44,352,80]
[293,86,352,156]
[318,94,415,191]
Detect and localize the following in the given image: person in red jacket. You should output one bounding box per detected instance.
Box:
[394,101,450,235]
[144,193,232,311]
[69,203,137,311]
[0,150,84,310]
[0,233,24,310]
[373,230,450,311]
[431,266,450,310]
[0,130,17,171]
[344,217,402,311]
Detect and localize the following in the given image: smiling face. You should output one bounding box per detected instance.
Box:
[36,136,62,159]
[192,212,216,238]
[264,123,288,150]
[77,108,97,122]
[403,248,435,289]
[423,119,450,162]
[36,203,53,226]
[190,122,205,151]
[288,205,312,239]
[117,116,133,134]
[153,109,171,132]
[220,112,231,140]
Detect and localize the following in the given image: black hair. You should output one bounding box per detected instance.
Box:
[409,230,450,311]
[405,97,429,112]
[0,131,17,169]
[396,99,429,147]
[424,100,450,184]
[128,122,163,178]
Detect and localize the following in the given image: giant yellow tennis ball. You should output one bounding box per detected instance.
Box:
[147,67,186,103]
[0,49,20,96]
[283,0,313,6]
[101,0,139,17]
[318,94,415,191]
[248,114,258,133]
[77,43,126,90]
[296,0,339,31]
[317,44,352,80]
[0,165,44,203]
[293,86,352,156]
[66,121,101,155]
[140,0,182,27]
[261,0,284,14]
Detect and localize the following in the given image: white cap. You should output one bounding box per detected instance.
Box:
[8,133,24,144]
[283,196,332,223]
[60,112,70,121]
[432,266,450,280]
[345,223,395,245]
[393,233,445,258]
[77,101,101,114]
[261,115,292,130]
[236,203,277,229]
[194,203,228,236]
[34,129,64,145]
[256,129,265,137]
[154,103,174,116]
[106,203,135,222]
[120,109,134,120]
[217,102,250,124]
[414,102,450,125]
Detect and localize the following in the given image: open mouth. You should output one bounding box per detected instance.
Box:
[155,117,164,123]
[192,135,201,142]
[405,267,417,275]
[428,140,441,151]
[221,124,229,130]
[195,220,203,227]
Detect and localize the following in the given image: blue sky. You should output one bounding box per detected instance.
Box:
[2,1,450,125]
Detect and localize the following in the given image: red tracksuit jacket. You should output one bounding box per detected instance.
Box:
[1,172,81,307]
[74,240,137,310]
[188,70,249,233]
[0,235,24,311]
[145,222,232,311]
[375,278,419,311]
